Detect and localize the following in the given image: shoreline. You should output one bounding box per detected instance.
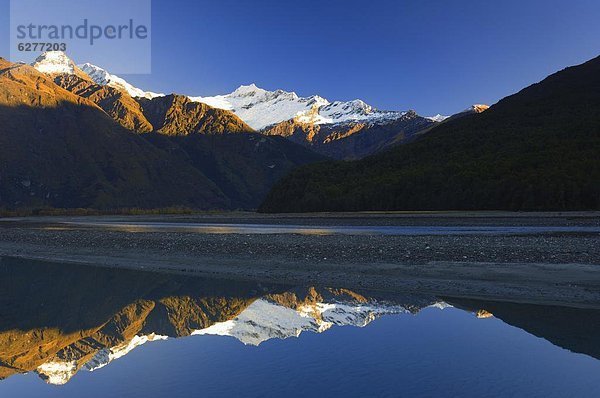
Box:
[1,212,599,309]
[3,209,600,221]
[3,252,600,310]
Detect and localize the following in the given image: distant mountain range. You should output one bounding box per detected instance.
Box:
[0,52,323,210]
[63,52,485,160]
[260,55,600,212]
[2,50,597,212]
[75,60,444,130]
[0,51,490,211]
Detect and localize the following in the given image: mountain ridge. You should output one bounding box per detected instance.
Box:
[33,51,485,132]
[32,51,488,160]
[0,58,231,209]
[260,55,600,212]
[33,53,254,136]
[0,55,322,210]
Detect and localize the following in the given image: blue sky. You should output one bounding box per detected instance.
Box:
[1,0,600,115]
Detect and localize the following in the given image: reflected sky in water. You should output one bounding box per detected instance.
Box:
[1,257,600,397]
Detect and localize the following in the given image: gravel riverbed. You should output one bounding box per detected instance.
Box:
[1,212,599,308]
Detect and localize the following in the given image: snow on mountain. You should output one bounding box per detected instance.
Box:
[83,333,168,372]
[314,99,407,125]
[31,51,77,75]
[34,296,417,383]
[30,52,454,130]
[427,114,450,122]
[191,84,407,130]
[33,294,451,384]
[427,104,489,123]
[36,360,78,385]
[35,333,168,385]
[190,84,329,130]
[30,52,163,99]
[193,299,323,346]
[193,298,449,346]
[78,63,164,99]
[428,302,453,310]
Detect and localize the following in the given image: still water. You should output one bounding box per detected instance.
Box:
[1,257,599,397]
[57,220,600,236]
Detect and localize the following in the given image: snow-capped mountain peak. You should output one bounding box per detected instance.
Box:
[78,63,163,99]
[190,84,332,129]
[30,52,163,99]
[193,297,417,346]
[315,98,406,125]
[30,53,451,130]
[190,84,411,129]
[427,114,450,122]
[31,51,76,75]
[230,83,270,97]
[326,99,372,113]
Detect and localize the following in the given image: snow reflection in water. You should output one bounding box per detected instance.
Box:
[1,257,600,398]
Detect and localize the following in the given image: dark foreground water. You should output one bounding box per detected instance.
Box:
[1,257,599,398]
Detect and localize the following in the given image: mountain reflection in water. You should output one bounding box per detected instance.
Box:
[0,256,599,388]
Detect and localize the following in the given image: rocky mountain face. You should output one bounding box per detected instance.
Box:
[73,56,473,160]
[259,102,490,159]
[192,84,441,159]
[0,52,322,210]
[260,54,600,212]
[54,73,154,133]
[1,50,492,210]
[46,56,253,136]
[136,94,253,136]
[263,110,436,159]
[0,58,228,209]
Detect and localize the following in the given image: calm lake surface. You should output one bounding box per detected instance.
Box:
[1,257,600,398]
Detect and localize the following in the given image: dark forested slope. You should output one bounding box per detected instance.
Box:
[260,55,600,212]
